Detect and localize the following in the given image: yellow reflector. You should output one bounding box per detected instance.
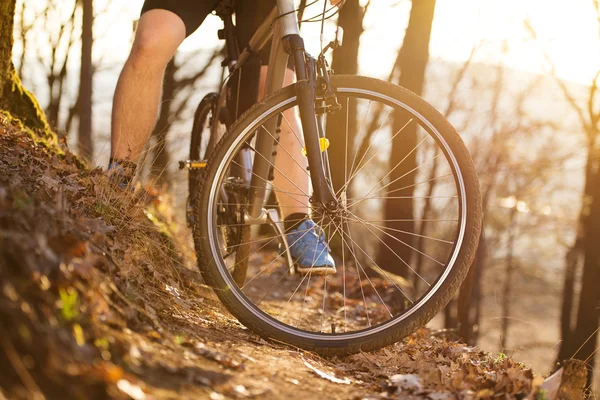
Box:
[302,138,330,157]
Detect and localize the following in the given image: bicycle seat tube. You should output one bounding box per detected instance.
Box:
[246,2,292,219]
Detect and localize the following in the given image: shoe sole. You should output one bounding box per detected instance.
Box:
[296,265,337,276]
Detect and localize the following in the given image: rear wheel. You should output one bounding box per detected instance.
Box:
[188,93,221,227]
[193,75,482,355]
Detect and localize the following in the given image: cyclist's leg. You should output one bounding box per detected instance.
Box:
[258,67,309,219]
[110,0,217,180]
[237,0,333,270]
[258,67,334,271]
[236,0,310,219]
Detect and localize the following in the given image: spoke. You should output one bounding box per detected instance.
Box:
[281,111,307,150]
[272,216,334,319]
[230,159,311,209]
[346,195,457,210]
[226,223,318,251]
[346,100,374,184]
[260,125,311,182]
[240,183,311,198]
[348,133,428,208]
[241,215,331,289]
[384,173,453,196]
[218,216,307,228]
[346,105,392,189]
[336,218,371,327]
[334,216,417,300]
[346,217,455,245]
[349,211,446,267]
[343,212,430,288]
[220,218,320,269]
[361,153,443,203]
[230,157,309,202]
[353,219,459,223]
[336,217,394,319]
[240,216,332,296]
[341,117,414,196]
[286,220,341,331]
[321,222,333,332]
[226,229,287,265]
[300,267,315,330]
[345,97,349,190]
[349,195,457,200]
[341,213,348,332]
[217,203,315,208]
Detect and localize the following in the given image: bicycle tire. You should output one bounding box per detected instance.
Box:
[193,75,482,355]
[188,93,219,226]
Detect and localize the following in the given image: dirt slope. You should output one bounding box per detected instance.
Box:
[0,118,547,399]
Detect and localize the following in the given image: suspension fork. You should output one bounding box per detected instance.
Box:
[288,35,338,209]
[247,34,338,221]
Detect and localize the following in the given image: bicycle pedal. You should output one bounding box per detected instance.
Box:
[179,160,207,170]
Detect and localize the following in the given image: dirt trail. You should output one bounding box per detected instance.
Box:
[0,118,548,399]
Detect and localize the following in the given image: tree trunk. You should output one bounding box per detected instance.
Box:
[557,148,594,363]
[327,0,365,193]
[570,155,600,385]
[78,0,94,161]
[501,206,518,351]
[377,0,436,275]
[458,228,486,345]
[0,0,49,134]
[444,300,458,330]
[149,59,175,186]
[557,241,582,363]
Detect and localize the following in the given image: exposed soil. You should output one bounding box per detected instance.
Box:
[0,118,555,399]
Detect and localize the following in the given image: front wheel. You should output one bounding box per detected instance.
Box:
[193,75,482,355]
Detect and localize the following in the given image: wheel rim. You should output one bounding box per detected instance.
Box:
[205,83,468,341]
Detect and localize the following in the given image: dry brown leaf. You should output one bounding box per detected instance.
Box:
[304,359,352,385]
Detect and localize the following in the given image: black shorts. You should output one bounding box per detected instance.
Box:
[141,0,276,47]
[141,0,285,116]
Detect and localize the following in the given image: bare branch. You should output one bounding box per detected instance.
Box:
[443,41,481,118]
[524,17,592,141]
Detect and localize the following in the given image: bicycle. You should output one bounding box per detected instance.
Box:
[180,0,482,355]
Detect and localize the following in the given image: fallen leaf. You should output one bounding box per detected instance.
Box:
[39,175,60,191]
[117,379,146,400]
[427,392,456,400]
[303,360,351,385]
[389,374,423,393]
[73,323,85,346]
[194,343,241,369]
[475,389,494,399]
[81,218,115,235]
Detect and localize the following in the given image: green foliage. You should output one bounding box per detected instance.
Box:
[536,388,549,400]
[174,335,186,345]
[494,352,507,363]
[12,190,32,211]
[58,287,80,322]
[94,337,110,350]
[1,65,50,134]
[0,111,62,156]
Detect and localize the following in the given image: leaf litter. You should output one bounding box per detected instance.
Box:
[0,118,560,399]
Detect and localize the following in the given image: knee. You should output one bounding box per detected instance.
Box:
[129,32,176,68]
[128,13,185,68]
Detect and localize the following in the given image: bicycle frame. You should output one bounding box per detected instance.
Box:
[220,0,338,221]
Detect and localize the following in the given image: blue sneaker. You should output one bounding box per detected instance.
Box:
[107,159,136,190]
[287,219,336,275]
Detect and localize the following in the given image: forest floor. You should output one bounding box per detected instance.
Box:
[0,117,564,399]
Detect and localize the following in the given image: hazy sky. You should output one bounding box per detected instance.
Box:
[84,0,600,84]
